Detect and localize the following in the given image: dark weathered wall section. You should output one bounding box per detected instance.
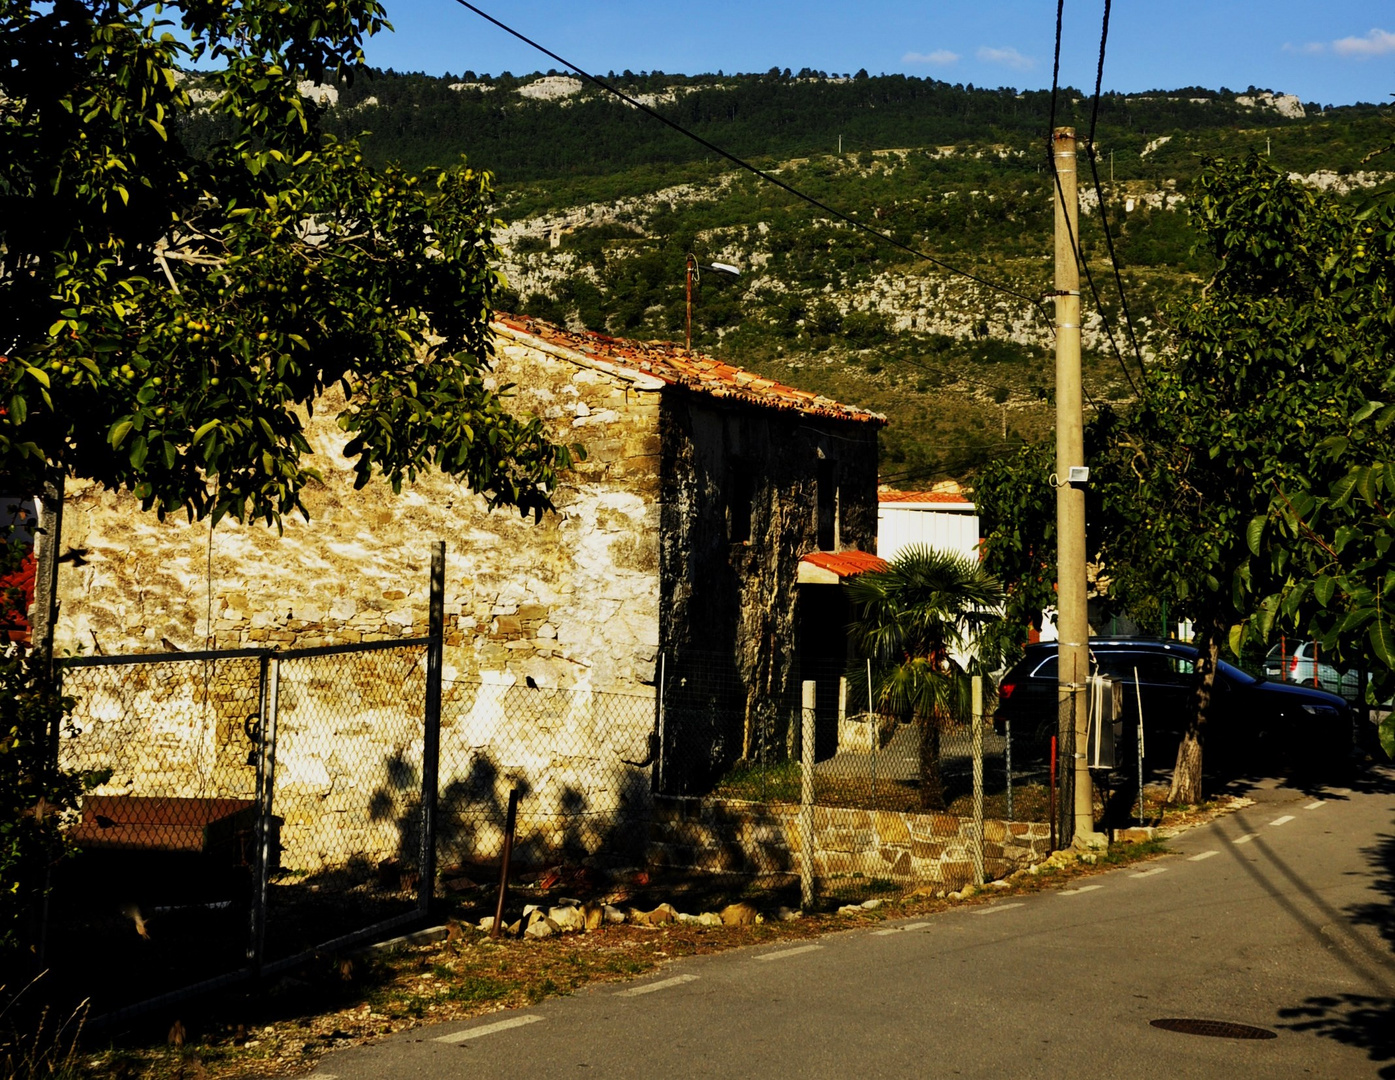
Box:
[659,391,879,791]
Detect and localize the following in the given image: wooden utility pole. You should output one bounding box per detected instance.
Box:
[1052,128,1103,848]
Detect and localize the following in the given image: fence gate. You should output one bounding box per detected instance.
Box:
[51,637,434,1021]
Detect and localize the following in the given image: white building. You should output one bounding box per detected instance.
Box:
[876,489,980,564]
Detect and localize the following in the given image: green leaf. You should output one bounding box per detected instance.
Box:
[1372,618,1395,671]
[1379,714,1395,761]
[1246,514,1266,556]
[1352,399,1383,424]
[1313,574,1337,607]
[109,419,133,448]
[24,366,50,389]
[192,419,221,445]
[1332,468,1362,508]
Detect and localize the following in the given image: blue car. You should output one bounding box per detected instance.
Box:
[993,639,1352,776]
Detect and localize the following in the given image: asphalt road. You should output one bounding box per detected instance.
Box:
[304,769,1395,1079]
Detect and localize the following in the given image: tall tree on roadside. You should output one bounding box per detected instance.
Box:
[0,0,578,963]
[978,152,1395,803]
[1,0,578,526]
[1117,153,1395,801]
[846,546,1004,810]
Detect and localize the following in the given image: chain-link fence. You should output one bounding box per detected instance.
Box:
[49,639,431,1018]
[436,677,657,876]
[652,653,1053,903]
[47,637,1063,1016]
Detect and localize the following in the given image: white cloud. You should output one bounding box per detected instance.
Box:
[1285,28,1395,58]
[1332,28,1395,57]
[976,45,1034,71]
[903,49,960,65]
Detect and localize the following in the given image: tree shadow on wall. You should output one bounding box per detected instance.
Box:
[1273,771,1395,1075]
[372,746,657,883]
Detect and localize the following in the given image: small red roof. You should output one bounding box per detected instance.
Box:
[878,490,973,505]
[495,315,884,425]
[797,550,889,584]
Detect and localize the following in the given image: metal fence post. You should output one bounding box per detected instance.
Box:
[971,675,985,887]
[800,680,815,910]
[1005,715,1013,822]
[419,541,445,916]
[654,652,666,795]
[250,653,280,971]
[867,658,877,808]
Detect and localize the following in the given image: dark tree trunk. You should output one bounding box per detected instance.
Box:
[1168,616,1223,805]
[918,713,946,811]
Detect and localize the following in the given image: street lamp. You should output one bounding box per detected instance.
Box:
[685,253,741,352]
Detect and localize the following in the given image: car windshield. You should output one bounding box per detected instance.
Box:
[1020,644,1261,687]
[1218,659,1259,686]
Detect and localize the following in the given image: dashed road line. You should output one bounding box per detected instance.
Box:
[1233,833,1259,845]
[1304,800,1327,810]
[1188,850,1220,862]
[973,903,1024,916]
[615,975,698,997]
[873,922,931,936]
[434,1015,543,1044]
[1271,815,1295,827]
[756,944,823,962]
[1060,884,1103,896]
[1131,866,1168,879]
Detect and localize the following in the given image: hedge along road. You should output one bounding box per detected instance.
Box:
[297,771,1395,1080]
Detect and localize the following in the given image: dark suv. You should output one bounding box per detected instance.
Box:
[993,639,1352,775]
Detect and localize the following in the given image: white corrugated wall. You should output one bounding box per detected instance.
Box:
[876,506,981,563]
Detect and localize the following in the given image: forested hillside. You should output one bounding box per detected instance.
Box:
[179,69,1393,486]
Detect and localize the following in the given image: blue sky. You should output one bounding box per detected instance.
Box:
[362,0,1395,106]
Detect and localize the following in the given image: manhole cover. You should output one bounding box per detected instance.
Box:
[1150,1018,1277,1040]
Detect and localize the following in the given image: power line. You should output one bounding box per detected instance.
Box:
[1084,0,1148,385]
[448,0,1053,327]
[1047,0,1139,398]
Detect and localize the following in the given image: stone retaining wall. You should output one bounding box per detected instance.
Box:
[649,795,1052,888]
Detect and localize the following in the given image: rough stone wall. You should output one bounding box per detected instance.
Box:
[56,339,663,684]
[658,395,879,790]
[649,796,1052,887]
[54,336,666,871]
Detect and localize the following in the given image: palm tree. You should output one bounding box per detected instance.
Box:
[846,546,1005,810]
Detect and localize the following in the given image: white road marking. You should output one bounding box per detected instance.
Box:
[434,1015,543,1044]
[1188,850,1220,862]
[615,975,698,997]
[756,944,823,962]
[1271,815,1295,827]
[873,922,931,936]
[1304,800,1327,810]
[973,903,1024,915]
[1060,884,1103,896]
[1131,866,1168,879]
[1233,833,1259,845]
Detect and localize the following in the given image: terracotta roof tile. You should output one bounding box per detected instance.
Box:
[799,550,889,578]
[878,490,975,505]
[495,315,885,425]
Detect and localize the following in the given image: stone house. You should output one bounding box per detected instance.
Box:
[52,315,883,867]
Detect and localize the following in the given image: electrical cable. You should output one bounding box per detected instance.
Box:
[1046,0,1139,398]
[447,0,1053,327]
[1083,0,1147,385]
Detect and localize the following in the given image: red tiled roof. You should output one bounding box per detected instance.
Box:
[798,550,889,581]
[494,315,885,425]
[878,490,974,505]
